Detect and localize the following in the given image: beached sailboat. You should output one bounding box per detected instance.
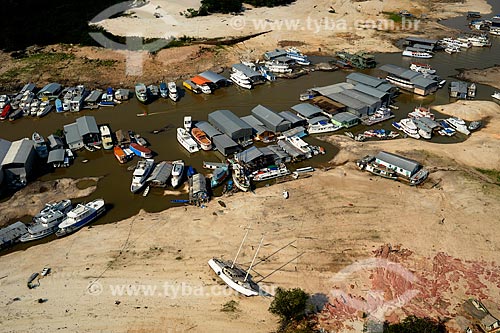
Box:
[208,229,263,297]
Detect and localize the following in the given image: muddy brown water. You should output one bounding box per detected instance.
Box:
[1,7,500,253]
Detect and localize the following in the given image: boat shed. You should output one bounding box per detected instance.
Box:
[379,64,438,96]
[232,64,263,83]
[76,116,101,146]
[194,121,222,139]
[47,134,64,150]
[277,112,305,128]
[404,37,438,51]
[64,123,84,150]
[20,83,37,94]
[375,151,421,178]
[353,84,390,105]
[199,71,230,87]
[84,90,102,107]
[412,76,439,96]
[291,103,324,119]
[310,96,346,115]
[450,81,468,99]
[0,221,27,250]
[0,138,12,186]
[1,138,36,188]
[189,173,209,205]
[331,112,360,128]
[37,83,62,100]
[47,148,67,168]
[339,89,382,111]
[235,146,267,166]
[281,126,307,138]
[251,105,291,133]
[241,115,275,141]
[277,139,306,160]
[417,116,441,131]
[208,110,253,143]
[147,161,172,187]
[264,49,288,60]
[261,145,291,164]
[212,134,240,156]
[326,92,370,117]
[345,73,397,96]
[311,82,354,96]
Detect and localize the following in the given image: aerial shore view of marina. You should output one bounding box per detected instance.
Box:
[1,0,500,332]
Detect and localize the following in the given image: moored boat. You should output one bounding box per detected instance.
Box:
[210,165,229,188]
[177,128,199,153]
[191,128,212,151]
[409,62,436,75]
[99,125,114,150]
[445,117,470,135]
[231,163,250,192]
[402,49,432,59]
[397,118,421,139]
[230,71,253,89]
[129,142,153,158]
[251,164,290,181]
[159,82,168,98]
[492,91,500,101]
[408,106,435,120]
[171,160,185,188]
[21,200,73,242]
[135,83,148,103]
[114,145,129,163]
[32,132,49,159]
[130,158,155,193]
[168,82,179,101]
[56,199,106,237]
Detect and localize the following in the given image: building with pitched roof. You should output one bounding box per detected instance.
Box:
[1,138,36,187]
[208,110,253,143]
[251,104,291,133]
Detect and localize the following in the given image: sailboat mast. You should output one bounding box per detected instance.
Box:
[245,236,264,282]
[231,228,249,269]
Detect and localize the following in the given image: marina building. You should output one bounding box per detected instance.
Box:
[345,72,397,97]
[1,138,36,188]
[450,81,469,99]
[331,112,360,128]
[0,138,12,186]
[291,103,325,119]
[208,110,253,144]
[263,49,288,60]
[379,64,438,96]
[279,111,308,127]
[198,71,230,88]
[251,105,291,133]
[194,121,222,139]
[232,64,263,84]
[64,116,101,150]
[404,37,439,51]
[326,92,372,117]
[375,151,422,178]
[211,134,240,156]
[37,82,62,100]
[47,134,64,150]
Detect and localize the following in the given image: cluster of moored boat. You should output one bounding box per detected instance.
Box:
[18,198,106,242]
[0,84,129,122]
[135,81,179,104]
[401,34,492,59]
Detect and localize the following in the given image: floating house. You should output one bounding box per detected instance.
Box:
[264,49,288,61]
[47,148,70,168]
[281,126,307,139]
[310,96,346,115]
[232,64,264,84]
[37,83,62,100]
[64,116,101,150]
[291,103,325,119]
[375,151,422,179]
[235,146,272,168]
[208,110,253,144]
[404,37,439,51]
[84,90,102,109]
[147,161,172,187]
[0,221,27,250]
[331,112,360,128]
[1,138,36,188]
[47,134,64,150]
[279,111,308,127]
[379,64,438,96]
[450,81,469,99]
[251,104,291,133]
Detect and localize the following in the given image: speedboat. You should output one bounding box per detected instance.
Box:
[168,82,179,101]
[159,82,168,98]
[32,132,49,158]
[147,85,160,100]
[56,199,106,237]
[171,160,184,188]
[130,158,155,193]
[177,128,199,153]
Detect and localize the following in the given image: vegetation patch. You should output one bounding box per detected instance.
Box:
[382,316,446,333]
[476,168,500,183]
[383,12,403,23]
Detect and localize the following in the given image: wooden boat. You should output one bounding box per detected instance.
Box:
[114,145,128,163]
[129,143,153,158]
[191,128,212,151]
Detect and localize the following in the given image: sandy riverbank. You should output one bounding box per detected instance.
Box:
[1,101,499,332]
[458,65,500,90]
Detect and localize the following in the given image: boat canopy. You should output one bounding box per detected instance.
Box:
[191,76,212,86]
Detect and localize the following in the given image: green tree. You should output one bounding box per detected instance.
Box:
[269,287,309,324]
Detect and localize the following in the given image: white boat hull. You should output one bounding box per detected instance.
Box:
[208,259,259,297]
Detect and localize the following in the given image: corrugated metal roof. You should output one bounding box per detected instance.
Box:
[21,83,36,93]
[326,92,368,110]
[252,104,290,128]
[241,115,269,135]
[376,151,420,173]
[0,221,27,242]
[412,76,437,89]
[235,146,264,164]
[47,134,63,149]
[279,111,305,125]
[208,110,252,137]
[405,37,438,44]
[265,144,290,160]
[0,138,11,164]
[340,89,380,106]
[47,148,65,163]
[291,103,323,118]
[332,112,359,123]
[379,64,420,80]
[346,73,387,88]
[277,140,302,158]
[282,126,306,137]
[264,49,287,60]
[311,82,353,96]
[38,82,62,95]
[352,84,388,99]
[85,90,102,103]
[147,161,172,183]
[307,116,329,125]
[450,81,468,93]
[377,83,395,93]
[64,123,82,145]
[212,134,239,149]
[195,121,222,139]
[232,63,261,78]
[76,116,99,135]
[412,43,434,51]
[191,173,207,195]
[199,71,229,85]
[1,138,34,166]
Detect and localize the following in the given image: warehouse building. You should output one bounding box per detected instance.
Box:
[208,110,253,144]
[379,64,438,96]
[194,121,222,139]
[251,104,291,133]
[291,103,325,119]
[212,134,241,156]
[241,115,275,142]
[1,138,36,188]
